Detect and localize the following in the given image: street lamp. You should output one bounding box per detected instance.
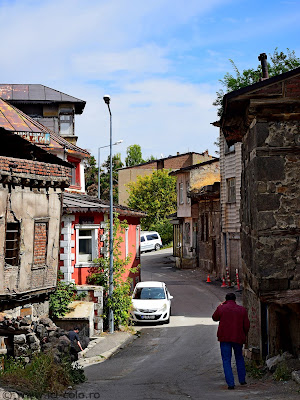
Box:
[98,140,123,199]
[103,94,114,334]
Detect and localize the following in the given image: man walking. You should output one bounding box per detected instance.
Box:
[68,327,83,361]
[212,293,250,390]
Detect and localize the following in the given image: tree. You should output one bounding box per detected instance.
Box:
[100,153,123,203]
[127,169,177,243]
[214,48,300,117]
[125,144,144,167]
[84,155,98,196]
[87,215,137,330]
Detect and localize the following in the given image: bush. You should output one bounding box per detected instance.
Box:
[49,274,86,318]
[148,218,173,245]
[0,352,85,398]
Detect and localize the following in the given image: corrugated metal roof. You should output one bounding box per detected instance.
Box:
[63,192,146,217]
[0,98,90,157]
[0,98,51,134]
[0,84,86,114]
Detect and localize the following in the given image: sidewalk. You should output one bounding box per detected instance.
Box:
[78,329,139,368]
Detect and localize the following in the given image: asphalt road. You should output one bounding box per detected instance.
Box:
[73,249,299,400]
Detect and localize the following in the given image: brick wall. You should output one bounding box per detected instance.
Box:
[33,222,48,265]
[0,156,71,181]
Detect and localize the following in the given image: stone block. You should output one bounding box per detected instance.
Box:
[257,194,280,211]
[255,157,285,181]
[256,122,269,147]
[14,334,26,344]
[257,212,276,230]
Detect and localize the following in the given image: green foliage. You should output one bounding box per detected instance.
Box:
[0,352,85,398]
[87,215,138,330]
[214,48,300,117]
[100,153,123,203]
[84,155,98,196]
[273,362,292,381]
[148,218,173,245]
[125,144,144,167]
[49,277,84,319]
[127,169,177,232]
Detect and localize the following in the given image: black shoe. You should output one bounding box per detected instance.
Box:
[228,386,235,390]
[240,381,247,385]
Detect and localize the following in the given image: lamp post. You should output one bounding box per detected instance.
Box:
[103,95,114,334]
[98,140,123,199]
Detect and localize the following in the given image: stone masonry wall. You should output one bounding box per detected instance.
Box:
[241,120,300,293]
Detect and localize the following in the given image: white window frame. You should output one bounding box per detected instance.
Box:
[186,181,190,204]
[179,182,184,204]
[125,227,129,258]
[136,226,140,259]
[75,224,100,266]
[59,113,74,136]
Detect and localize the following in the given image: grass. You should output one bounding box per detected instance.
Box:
[0,352,85,399]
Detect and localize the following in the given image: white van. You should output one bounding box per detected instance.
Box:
[140,231,162,252]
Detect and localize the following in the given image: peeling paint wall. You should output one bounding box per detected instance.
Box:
[0,185,62,295]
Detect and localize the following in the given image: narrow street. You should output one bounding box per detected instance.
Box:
[75,249,299,400]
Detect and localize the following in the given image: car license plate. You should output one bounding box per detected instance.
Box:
[141,315,155,320]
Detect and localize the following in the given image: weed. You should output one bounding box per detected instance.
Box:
[245,360,266,379]
[0,352,85,399]
[273,362,291,381]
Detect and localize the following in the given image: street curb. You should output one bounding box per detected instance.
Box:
[78,332,139,368]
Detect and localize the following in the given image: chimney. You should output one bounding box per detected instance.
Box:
[258,53,269,80]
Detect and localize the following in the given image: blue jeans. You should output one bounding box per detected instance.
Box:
[220,342,246,387]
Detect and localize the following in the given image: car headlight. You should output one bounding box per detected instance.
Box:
[158,304,167,312]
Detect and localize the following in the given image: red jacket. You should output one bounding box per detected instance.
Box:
[212,300,250,344]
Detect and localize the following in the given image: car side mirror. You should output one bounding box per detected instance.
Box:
[169,295,173,300]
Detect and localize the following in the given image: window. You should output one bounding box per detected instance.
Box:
[75,224,99,264]
[186,181,190,204]
[224,141,235,154]
[59,114,74,136]
[227,178,236,203]
[179,182,184,204]
[141,236,145,242]
[146,233,159,240]
[33,222,48,265]
[68,157,81,188]
[5,222,20,266]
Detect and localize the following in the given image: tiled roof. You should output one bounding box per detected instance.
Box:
[63,192,146,217]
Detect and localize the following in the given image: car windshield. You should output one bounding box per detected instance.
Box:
[133,287,166,300]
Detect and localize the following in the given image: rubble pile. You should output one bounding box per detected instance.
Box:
[0,316,88,362]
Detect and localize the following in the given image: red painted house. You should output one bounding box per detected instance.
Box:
[61,193,145,287]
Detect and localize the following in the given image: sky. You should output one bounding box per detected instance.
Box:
[0,0,299,163]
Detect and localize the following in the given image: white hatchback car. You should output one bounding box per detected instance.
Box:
[131,281,173,324]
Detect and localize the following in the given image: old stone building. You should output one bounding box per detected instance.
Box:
[0,99,71,320]
[221,64,300,358]
[170,159,220,271]
[190,182,221,277]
